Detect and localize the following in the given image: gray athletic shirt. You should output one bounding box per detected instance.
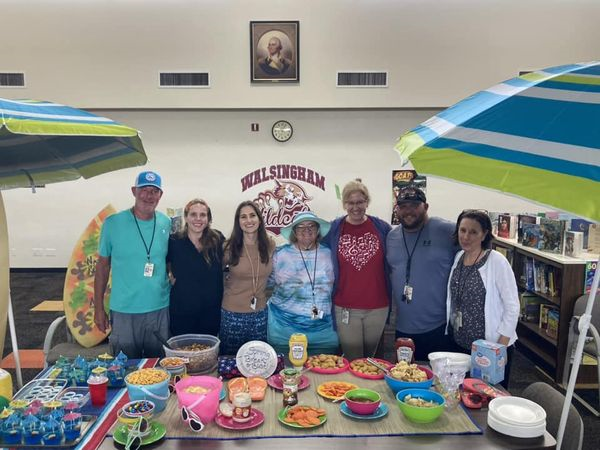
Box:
[386,217,457,334]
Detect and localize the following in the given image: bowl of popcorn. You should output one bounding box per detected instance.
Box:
[384,361,434,394]
[396,388,445,423]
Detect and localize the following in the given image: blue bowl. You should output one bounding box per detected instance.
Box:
[396,388,445,423]
[384,365,434,394]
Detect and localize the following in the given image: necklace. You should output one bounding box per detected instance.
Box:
[298,244,319,317]
[243,240,260,310]
[455,248,485,308]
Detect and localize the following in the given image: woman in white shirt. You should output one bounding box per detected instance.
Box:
[446,209,520,387]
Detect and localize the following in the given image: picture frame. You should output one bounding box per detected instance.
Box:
[250,21,299,83]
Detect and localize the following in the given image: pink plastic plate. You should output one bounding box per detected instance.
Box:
[215,408,265,430]
[267,374,311,391]
[349,358,394,380]
[305,357,350,374]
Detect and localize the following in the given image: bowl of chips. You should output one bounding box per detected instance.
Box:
[384,361,433,394]
[396,388,445,423]
[125,368,170,412]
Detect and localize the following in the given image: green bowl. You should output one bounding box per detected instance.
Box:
[396,388,445,423]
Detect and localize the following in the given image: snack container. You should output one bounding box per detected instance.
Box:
[164,334,220,374]
[470,339,507,385]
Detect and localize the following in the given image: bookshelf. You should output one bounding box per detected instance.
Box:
[493,237,597,384]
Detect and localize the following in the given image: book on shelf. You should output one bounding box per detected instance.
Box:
[546,309,559,339]
[522,257,535,291]
[521,223,542,250]
[497,214,517,239]
[564,231,584,257]
[584,261,599,294]
[570,219,592,249]
[489,212,501,236]
[588,223,600,253]
[539,304,559,330]
[517,214,538,244]
[520,292,545,323]
[539,218,566,254]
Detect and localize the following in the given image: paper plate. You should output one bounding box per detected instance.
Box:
[215,409,265,430]
[236,341,278,378]
[340,401,389,420]
[113,422,166,447]
[267,374,311,391]
[489,397,546,426]
[487,412,546,438]
[278,406,327,428]
[317,381,358,401]
[305,356,350,374]
[349,358,393,380]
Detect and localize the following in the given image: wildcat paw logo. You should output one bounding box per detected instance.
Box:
[240,164,326,235]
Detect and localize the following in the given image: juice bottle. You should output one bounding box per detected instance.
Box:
[288,333,308,368]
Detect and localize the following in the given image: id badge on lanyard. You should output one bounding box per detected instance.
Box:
[144,262,154,277]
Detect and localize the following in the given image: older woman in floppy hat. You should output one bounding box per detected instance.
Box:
[267,211,339,355]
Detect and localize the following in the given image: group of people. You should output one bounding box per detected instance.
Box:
[93,171,519,386]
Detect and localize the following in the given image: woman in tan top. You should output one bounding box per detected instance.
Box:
[220,201,275,355]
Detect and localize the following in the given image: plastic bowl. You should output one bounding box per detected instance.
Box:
[344,388,381,415]
[164,334,220,374]
[396,388,445,423]
[175,376,223,424]
[384,366,434,394]
[428,352,471,373]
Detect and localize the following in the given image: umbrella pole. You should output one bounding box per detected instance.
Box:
[556,257,600,450]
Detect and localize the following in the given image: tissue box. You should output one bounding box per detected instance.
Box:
[470,339,507,385]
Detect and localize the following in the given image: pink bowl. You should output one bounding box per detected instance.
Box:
[344,388,381,415]
[174,376,222,424]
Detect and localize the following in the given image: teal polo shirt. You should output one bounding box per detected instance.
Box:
[99,209,171,313]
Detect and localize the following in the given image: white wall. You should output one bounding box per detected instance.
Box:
[1,0,596,267]
[2,109,549,267]
[1,0,599,108]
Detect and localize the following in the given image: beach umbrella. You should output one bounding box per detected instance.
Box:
[395,61,600,450]
[0,98,148,386]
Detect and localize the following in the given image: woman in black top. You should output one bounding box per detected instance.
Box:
[167,199,224,336]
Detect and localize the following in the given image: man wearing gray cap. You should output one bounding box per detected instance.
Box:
[93,171,171,358]
[386,186,457,361]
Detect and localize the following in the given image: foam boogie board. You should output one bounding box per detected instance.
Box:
[63,204,116,348]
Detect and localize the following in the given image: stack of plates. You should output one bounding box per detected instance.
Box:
[487,397,547,438]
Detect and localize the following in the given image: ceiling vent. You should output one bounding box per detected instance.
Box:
[337,71,388,87]
[159,72,210,88]
[0,72,25,87]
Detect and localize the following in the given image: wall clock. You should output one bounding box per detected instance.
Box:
[271,120,293,142]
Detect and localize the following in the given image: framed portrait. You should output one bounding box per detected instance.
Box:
[250,21,299,83]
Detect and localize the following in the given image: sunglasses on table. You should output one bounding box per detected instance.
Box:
[180,393,207,432]
[124,417,150,450]
[168,374,183,394]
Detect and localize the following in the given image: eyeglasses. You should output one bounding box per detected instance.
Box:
[345,200,367,207]
[168,374,183,394]
[295,224,318,233]
[125,417,149,450]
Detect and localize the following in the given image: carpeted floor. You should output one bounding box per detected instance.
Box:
[3,269,599,449]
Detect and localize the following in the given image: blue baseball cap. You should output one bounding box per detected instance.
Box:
[135,171,162,191]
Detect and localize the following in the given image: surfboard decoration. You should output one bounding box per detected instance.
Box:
[63,204,116,348]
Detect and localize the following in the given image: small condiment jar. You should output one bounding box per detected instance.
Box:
[232,392,252,423]
[280,368,300,407]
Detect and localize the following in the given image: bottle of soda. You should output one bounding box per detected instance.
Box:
[395,337,415,363]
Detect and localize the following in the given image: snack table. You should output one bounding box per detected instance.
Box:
[91,361,555,450]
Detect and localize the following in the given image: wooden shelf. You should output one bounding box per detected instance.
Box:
[518,320,557,346]
[493,237,587,382]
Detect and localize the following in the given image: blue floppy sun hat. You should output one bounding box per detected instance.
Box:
[280,211,331,241]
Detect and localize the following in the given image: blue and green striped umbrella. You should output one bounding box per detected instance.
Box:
[0,98,147,189]
[395,61,600,222]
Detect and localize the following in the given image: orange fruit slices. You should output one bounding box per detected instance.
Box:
[227,376,267,401]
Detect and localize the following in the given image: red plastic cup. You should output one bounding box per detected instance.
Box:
[88,375,109,406]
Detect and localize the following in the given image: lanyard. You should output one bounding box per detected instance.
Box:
[132,209,156,262]
[299,245,318,308]
[243,241,260,298]
[401,226,424,286]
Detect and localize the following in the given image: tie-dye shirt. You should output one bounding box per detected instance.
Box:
[268,243,334,316]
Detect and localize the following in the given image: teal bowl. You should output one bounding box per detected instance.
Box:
[384,366,434,394]
[396,388,445,423]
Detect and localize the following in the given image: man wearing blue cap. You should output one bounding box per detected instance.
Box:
[93,171,171,358]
